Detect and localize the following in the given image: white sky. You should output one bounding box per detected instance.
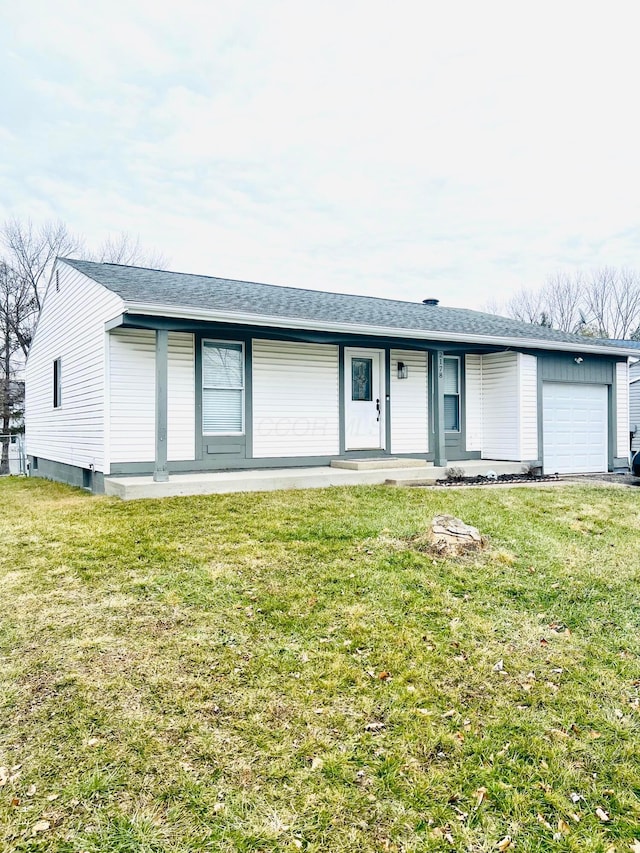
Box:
[1,0,639,309]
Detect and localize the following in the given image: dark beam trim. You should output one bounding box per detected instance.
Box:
[432,350,447,467]
[115,314,533,355]
[154,330,169,482]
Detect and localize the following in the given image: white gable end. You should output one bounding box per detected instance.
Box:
[25,261,124,473]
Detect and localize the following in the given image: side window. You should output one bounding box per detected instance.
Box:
[202,341,244,434]
[53,358,62,408]
[443,356,460,431]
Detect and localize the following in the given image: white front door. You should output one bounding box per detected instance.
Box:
[345,348,385,450]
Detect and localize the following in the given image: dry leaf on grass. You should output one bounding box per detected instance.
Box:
[496,836,514,851]
[557,819,570,834]
[26,784,36,797]
[629,841,640,853]
[31,820,51,835]
[474,786,488,807]
[364,721,385,732]
[595,807,610,822]
[536,813,552,830]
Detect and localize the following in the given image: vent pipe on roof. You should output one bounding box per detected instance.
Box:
[422,298,439,306]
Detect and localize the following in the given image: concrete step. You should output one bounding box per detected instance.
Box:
[330,457,429,471]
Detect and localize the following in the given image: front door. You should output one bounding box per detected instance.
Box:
[344,348,385,450]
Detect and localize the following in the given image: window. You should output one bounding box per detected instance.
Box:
[352,357,373,401]
[53,358,62,408]
[202,340,244,434]
[443,356,460,431]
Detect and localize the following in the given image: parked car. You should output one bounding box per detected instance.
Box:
[633,451,640,477]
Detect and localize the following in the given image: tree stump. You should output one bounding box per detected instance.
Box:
[414,514,487,556]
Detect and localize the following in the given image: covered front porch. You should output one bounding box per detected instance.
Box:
[104,458,527,500]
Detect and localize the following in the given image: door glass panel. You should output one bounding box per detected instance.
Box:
[352,358,373,401]
[444,394,460,431]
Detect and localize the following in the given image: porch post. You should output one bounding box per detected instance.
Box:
[433,350,447,467]
[154,329,169,482]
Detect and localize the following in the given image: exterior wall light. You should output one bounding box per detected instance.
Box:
[397,361,408,379]
[574,356,584,364]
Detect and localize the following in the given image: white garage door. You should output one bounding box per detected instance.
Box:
[543,382,608,474]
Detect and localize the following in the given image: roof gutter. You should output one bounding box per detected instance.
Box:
[122,301,639,358]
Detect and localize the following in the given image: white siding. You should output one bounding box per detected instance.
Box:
[630,361,640,452]
[109,330,196,464]
[616,361,630,458]
[465,354,482,451]
[252,340,339,457]
[480,353,520,460]
[168,333,195,461]
[390,350,428,453]
[25,261,124,473]
[518,354,539,460]
[109,330,156,463]
[479,352,538,461]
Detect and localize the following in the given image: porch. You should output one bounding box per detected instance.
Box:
[104,459,527,500]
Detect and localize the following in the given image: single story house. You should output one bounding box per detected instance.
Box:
[25,258,636,492]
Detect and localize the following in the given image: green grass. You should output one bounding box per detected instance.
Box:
[1,477,639,852]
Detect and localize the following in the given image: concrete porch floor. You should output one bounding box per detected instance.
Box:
[104,459,528,500]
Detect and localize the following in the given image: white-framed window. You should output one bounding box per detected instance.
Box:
[443,356,460,432]
[53,357,62,409]
[202,340,245,434]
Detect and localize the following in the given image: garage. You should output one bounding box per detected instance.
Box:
[542,382,608,474]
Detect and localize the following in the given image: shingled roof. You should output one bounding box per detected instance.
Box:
[61,257,633,353]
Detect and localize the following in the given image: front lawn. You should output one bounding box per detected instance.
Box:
[0,478,639,852]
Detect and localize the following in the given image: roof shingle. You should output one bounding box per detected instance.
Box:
[61,257,629,351]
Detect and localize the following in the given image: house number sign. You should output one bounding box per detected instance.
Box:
[437,352,444,380]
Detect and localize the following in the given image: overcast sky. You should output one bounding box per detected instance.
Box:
[1,1,639,309]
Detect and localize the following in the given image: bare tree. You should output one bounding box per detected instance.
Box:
[583,267,640,340]
[494,267,640,339]
[543,271,585,334]
[1,218,83,314]
[91,232,168,269]
[503,287,549,326]
[0,262,25,473]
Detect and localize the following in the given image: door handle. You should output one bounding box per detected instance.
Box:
[376,398,381,421]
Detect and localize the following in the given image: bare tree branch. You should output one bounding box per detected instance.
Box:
[1,218,83,312]
[543,272,585,333]
[90,231,168,269]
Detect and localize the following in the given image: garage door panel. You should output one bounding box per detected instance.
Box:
[543,383,608,474]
